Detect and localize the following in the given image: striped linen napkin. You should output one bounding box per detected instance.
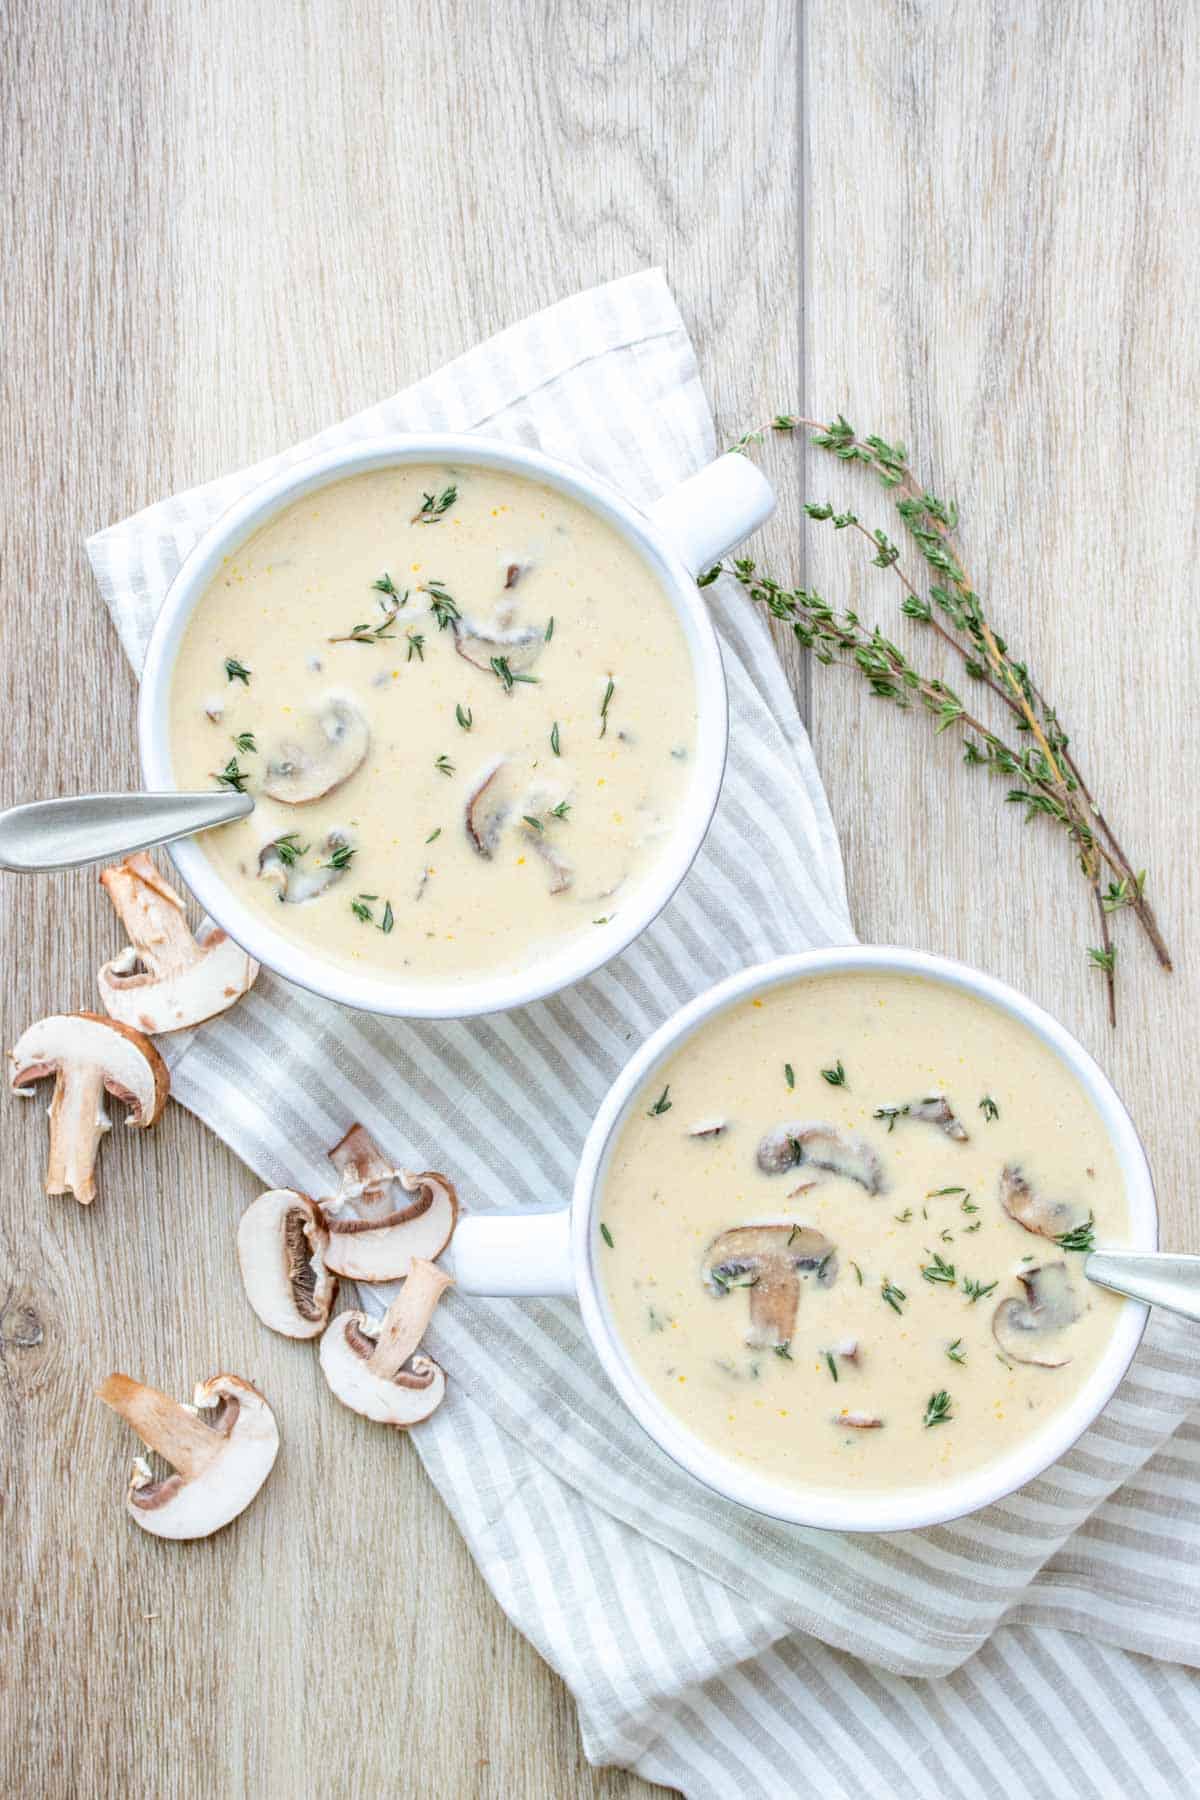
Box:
[88,270,1200,1799]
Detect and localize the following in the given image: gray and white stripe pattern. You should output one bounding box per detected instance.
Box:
[88,271,1200,1797]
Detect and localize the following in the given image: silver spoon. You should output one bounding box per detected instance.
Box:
[1087,1250,1200,1325]
[0,791,253,872]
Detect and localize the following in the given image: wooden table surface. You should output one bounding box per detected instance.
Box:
[2,3,1195,1794]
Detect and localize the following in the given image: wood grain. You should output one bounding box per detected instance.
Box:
[0,1,797,1794]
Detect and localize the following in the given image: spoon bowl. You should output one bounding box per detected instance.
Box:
[0,790,254,873]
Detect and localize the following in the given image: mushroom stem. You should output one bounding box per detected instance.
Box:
[97,1374,226,1481]
[366,1260,454,1380]
[46,1061,108,1204]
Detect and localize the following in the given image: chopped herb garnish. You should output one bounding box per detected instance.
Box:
[921,1251,957,1286]
[874,1103,909,1132]
[823,1350,839,1382]
[946,1339,967,1365]
[213,757,248,792]
[928,1186,966,1198]
[545,616,555,641]
[331,616,399,646]
[774,1342,793,1361]
[272,833,309,867]
[224,657,251,685]
[550,721,561,756]
[435,753,455,777]
[784,1062,795,1090]
[850,1261,863,1285]
[380,900,394,934]
[894,1209,913,1224]
[923,1390,953,1428]
[322,842,356,871]
[647,1305,666,1332]
[412,484,457,524]
[425,827,441,844]
[422,581,461,629]
[960,1194,979,1214]
[592,916,611,925]
[820,1059,847,1087]
[350,896,374,923]
[1056,1212,1096,1253]
[232,731,257,755]
[648,1086,673,1117]
[600,1223,614,1249]
[372,573,404,600]
[599,676,615,737]
[939,1228,955,1244]
[979,1095,1000,1122]
[455,703,473,731]
[881,1277,906,1314]
[522,814,544,832]
[550,801,571,820]
[964,1220,982,1234]
[697,565,722,588]
[406,631,425,661]
[962,1276,998,1303]
[491,654,538,691]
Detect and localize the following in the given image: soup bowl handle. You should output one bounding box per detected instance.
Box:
[448,1207,576,1298]
[647,452,775,575]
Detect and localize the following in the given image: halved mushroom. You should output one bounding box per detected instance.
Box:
[262,695,368,803]
[319,1258,452,1426]
[906,1095,968,1141]
[8,1012,169,1204]
[321,1168,459,1281]
[453,617,544,676]
[465,757,516,856]
[97,853,258,1033]
[756,1122,885,1195]
[992,1261,1081,1367]
[258,830,352,903]
[999,1165,1086,1241]
[836,1411,884,1430]
[703,1224,837,1349]
[237,1189,337,1338]
[97,1370,279,1538]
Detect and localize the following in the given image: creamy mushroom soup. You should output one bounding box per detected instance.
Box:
[599,971,1132,1498]
[168,465,697,984]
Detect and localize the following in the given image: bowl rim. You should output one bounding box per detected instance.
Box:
[571,945,1156,1533]
[137,433,730,1018]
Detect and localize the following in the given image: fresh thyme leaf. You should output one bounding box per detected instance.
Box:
[545,616,555,641]
[1088,945,1118,975]
[412,484,457,524]
[964,1220,982,1233]
[425,827,441,844]
[231,731,257,754]
[960,1194,979,1213]
[599,676,615,738]
[372,573,404,600]
[213,757,248,792]
[820,1059,847,1087]
[593,916,610,925]
[490,654,538,691]
[881,1277,906,1315]
[550,721,561,756]
[380,899,394,935]
[874,1103,909,1132]
[946,1339,967,1364]
[435,753,455,777]
[823,1350,839,1382]
[774,1342,793,1361]
[923,1390,953,1428]
[850,1261,863,1285]
[979,1095,1000,1122]
[784,1062,795,1090]
[648,1085,673,1117]
[921,1251,957,1286]
[224,657,251,685]
[350,896,374,924]
[406,631,425,661]
[420,581,461,630]
[455,703,472,731]
[522,814,544,832]
[927,1186,965,1198]
[322,843,356,871]
[894,1209,912,1224]
[1056,1211,1096,1253]
[550,801,571,820]
[600,1223,614,1249]
[962,1276,998,1303]
[697,565,722,588]
[272,833,309,867]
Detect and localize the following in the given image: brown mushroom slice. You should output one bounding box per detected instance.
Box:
[465,757,517,857]
[756,1122,885,1195]
[8,1012,169,1204]
[453,617,544,676]
[702,1224,837,1349]
[97,853,258,1033]
[262,695,368,803]
[321,1168,459,1281]
[992,1261,1082,1367]
[258,831,352,903]
[319,1258,452,1426]
[907,1095,968,1141]
[97,1370,279,1539]
[236,1189,336,1338]
[836,1411,884,1430]
[999,1165,1087,1241]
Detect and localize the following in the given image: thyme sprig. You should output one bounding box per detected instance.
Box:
[710,414,1172,1026]
[411,484,457,524]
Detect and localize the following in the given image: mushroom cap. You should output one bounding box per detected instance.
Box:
[97,852,258,1033]
[319,1312,447,1426]
[992,1261,1082,1367]
[237,1188,337,1338]
[321,1169,459,1281]
[756,1122,885,1194]
[100,1371,279,1540]
[9,1011,169,1122]
[262,695,369,803]
[999,1165,1085,1241]
[453,616,544,675]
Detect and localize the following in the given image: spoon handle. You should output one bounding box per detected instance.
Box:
[1086,1250,1200,1326]
[0,791,253,872]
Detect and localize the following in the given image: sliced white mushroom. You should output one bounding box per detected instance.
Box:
[756,1122,885,1195]
[236,1189,337,1338]
[97,1370,279,1539]
[688,1118,727,1140]
[992,1261,1082,1367]
[702,1224,837,1349]
[97,852,258,1033]
[999,1165,1087,1241]
[319,1258,452,1427]
[836,1411,884,1430]
[258,830,352,903]
[8,1012,169,1204]
[907,1095,969,1141]
[327,1120,397,1217]
[465,757,516,857]
[453,616,544,676]
[262,695,368,803]
[321,1168,459,1281]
